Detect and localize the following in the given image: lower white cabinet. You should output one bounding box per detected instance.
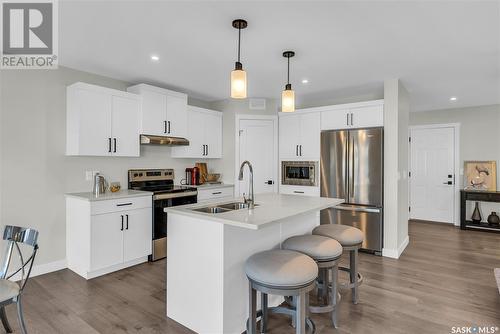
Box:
[66,193,152,279]
[279,185,320,197]
[197,186,234,202]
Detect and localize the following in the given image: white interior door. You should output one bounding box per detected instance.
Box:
[238,119,277,196]
[410,126,455,223]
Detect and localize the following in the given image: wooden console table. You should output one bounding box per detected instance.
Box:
[460,190,500,232]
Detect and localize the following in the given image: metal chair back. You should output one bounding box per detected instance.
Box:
[0,226,39,292]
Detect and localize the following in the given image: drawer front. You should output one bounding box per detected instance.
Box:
[91,196,152,215]
[279,185,320,197]
[197,187,234,202]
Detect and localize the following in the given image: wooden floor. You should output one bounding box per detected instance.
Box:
[4,221,500,334]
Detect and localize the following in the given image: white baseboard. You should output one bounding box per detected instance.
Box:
[10,259,67,282]
[382,235,409,259]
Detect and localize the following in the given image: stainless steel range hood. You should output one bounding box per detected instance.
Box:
[140,134,189,146]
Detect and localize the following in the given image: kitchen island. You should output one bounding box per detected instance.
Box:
[165,193,343,334]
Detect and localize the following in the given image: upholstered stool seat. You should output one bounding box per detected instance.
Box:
[282,235,343,261]
[245,250,318,288]
[312,224,363,247]
[313,224,364,305]
[245,249,318,334]
[283,235,343,328]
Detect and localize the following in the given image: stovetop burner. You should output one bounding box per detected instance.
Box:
[128,168,197,195]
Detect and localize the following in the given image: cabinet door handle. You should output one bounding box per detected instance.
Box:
[126,214,129,230]
[164,120,167,134]
[299,145,302,156]
[121,215,124,231]
[108,138,112,153]
[351,113,354,126]
[206,144,209,156]
[212,191,222,195]
[202,145,206,156]
[113,138,117,153]
[293,191,305,194]
[296,145,299,156]
[346,113,349,126]
[116,202,132,207]
[167,121,171,134]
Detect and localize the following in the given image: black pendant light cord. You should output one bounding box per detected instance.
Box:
[237,27,241,63]
[287,56,290,85]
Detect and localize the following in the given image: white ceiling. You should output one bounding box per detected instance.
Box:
[59,1,500,111]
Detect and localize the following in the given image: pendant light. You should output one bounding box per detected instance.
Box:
[231,19,248,99]
[282,51,295,112]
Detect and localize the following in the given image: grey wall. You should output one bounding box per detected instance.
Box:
[410,104,500,186]
[0,66,216,267]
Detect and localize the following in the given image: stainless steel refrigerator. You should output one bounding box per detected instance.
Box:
[320,127,383,254]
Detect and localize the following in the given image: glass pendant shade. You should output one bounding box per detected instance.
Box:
[281,87,295,112]
[231,68,247,99]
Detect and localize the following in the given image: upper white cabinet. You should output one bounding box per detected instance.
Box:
[279,112,320,159]
[171,106,222,159]
[66,82,140,157]
[127,84,188,138]
[321,100,384,130]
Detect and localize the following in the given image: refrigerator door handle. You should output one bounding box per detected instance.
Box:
[333,205,382,214]
[345,134,349,200]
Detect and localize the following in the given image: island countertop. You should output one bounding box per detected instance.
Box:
[165,193,344,230]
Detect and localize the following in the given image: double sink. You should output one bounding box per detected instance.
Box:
[192,201,259,214]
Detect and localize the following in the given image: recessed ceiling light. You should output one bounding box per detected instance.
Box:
[151,55,159,61]
[301,79,309,84]
[450,96,457,101]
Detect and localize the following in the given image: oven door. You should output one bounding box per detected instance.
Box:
[151,192,197,261]
[282,161,317,186]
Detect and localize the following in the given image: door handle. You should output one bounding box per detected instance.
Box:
[299,145,302,156]
[164,121,167,134]
[351,113,354,126]
[120,215,124,231]
[265,180,274,185]
[443,181,453,185]
[346,114,349,126]
[108,138,112,153]
[113,138,117,153]
[296,145,299,156]
[202,145,205,156]
[167,121,171,134]
[125,214,129,230]
[206,144,208,156]
[293,191,305,194]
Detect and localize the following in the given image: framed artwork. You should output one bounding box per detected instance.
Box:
[464,161,497,191]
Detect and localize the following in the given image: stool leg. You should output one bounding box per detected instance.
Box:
[350,248,359,304]
[322,266,329,305]
[248,283,257,334]
[331,264,339,328]
[260,293,268,334]
[295,293,306,334]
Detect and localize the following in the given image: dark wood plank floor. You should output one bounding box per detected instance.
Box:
[4,221,500,333]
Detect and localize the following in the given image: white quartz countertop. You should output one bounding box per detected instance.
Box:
[165,193,344,230]
[65,189,153,201]
[181,183,234,190]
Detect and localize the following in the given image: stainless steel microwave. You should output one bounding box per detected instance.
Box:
[281,161,318,186]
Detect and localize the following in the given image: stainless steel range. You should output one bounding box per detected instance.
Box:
[128,169,197,261]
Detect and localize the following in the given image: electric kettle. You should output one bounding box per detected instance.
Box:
[93,173,107,196]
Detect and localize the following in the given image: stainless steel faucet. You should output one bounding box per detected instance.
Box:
[238,160,254,209]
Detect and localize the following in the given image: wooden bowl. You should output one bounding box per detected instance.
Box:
[206,174,221,183]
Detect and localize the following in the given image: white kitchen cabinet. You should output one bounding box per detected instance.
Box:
[66,82,140,157]
[171,106,222,159]
[127,84,188,138]
[321,101,384,130]
[197,186,234,202]
[279,112,320,159]
[279,185,320,197]
[66,192,152,279]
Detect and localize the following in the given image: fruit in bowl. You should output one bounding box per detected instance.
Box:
[206,173,221,183]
